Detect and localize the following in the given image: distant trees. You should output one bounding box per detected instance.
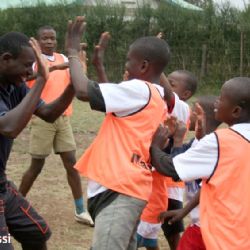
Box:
[1,0,250,86]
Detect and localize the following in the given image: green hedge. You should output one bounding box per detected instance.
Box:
[1,0,250,87]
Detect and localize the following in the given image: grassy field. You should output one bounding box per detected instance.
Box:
[7,99,187,250]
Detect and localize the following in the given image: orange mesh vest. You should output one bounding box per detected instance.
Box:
[200,128,250,250]
[140,170,168,223]
[75,82,166,201]
[27,53,72,116]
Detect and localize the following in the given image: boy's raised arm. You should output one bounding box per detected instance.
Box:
[65,16,90,101]
[156,32,174,107]
[34,83,74,123]
[92,32,111,83]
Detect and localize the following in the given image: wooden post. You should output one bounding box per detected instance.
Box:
[240,31,244,76]
[200,44,207,79]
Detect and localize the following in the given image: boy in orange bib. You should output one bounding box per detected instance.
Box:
[65,17,171,250]
[150,77,250,250]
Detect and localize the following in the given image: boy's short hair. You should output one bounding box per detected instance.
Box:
[175,70,198,95]
[0,32,30,58]
[229,77,250,115]
[37,25,56,39]
[130,36,171,74]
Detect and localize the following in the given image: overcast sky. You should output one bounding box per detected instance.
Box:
[214,0,248,9]
[0,0,248,10]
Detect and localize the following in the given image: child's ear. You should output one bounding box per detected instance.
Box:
[232,105,242,119]
[1,52,13,60]
[0,52,13,70]
[141,60,149,73]
[1,52,13,61]
[182,90,192,101]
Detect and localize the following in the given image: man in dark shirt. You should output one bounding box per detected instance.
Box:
[0,32,74,250]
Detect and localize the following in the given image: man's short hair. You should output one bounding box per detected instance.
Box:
[0,32,30,58]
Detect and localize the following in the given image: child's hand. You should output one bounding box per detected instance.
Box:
[151,125,169,150]
[158,209,185,224]
[173,120,187,147]
[65,16,86,55]
[193,103,206,140]
[92,32,111,66]
[29,37,49,81]
[79,43,88,74]
[164,116,177,136]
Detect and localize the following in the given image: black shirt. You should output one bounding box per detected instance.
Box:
[0,83,43,177]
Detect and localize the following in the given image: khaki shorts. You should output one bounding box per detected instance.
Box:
[29,116,76,158]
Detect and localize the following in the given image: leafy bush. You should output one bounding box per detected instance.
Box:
[0,0,249,87]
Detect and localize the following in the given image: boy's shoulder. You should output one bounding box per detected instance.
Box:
[216,124,250,142]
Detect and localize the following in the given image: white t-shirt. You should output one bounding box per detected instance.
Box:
[137,220,162,239]
[171,93,190,125]
[44,53,68,62]
[185,180,201,226]
[167,93,191,201]
[32,53,68,70]
[173,123,250,182]
[87,79,165,198]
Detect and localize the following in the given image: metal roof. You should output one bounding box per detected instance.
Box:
[0,0,202,11]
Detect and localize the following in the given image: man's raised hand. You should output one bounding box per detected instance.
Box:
[29,37,49,81]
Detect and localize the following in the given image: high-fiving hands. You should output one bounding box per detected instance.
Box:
[29,37,49,82]
[66,16,86,55]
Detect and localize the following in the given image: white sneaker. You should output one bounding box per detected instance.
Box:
[75,211,94,226]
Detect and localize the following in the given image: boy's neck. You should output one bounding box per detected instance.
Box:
[143,76,160,85]
[205,122,220,134]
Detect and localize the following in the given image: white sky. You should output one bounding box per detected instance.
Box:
[214,0,248,10]
[0,0,248,10]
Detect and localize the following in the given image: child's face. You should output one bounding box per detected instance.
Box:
[38,29,57,56]
[125,48,143,80]
[214,82,236,125]
[168,72,191,101]
[2,46,35,85]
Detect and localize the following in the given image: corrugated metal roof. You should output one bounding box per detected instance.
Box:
[166,0,203,11]
[0,0,202,11]
[0,0,77,9]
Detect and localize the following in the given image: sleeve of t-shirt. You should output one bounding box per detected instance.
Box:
[171,92,191,124]
[97,79,150,116]
[173,132,218,181]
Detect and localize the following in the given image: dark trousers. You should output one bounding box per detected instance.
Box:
[0,180,51,250]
